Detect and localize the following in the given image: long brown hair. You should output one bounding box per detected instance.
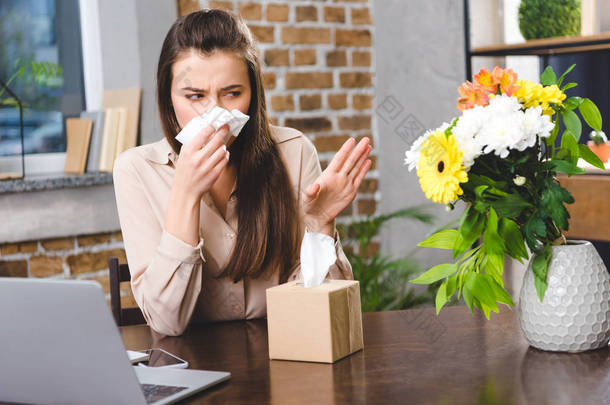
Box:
[156,9,300,283]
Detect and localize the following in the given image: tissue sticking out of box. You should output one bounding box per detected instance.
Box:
[300,231,337,287]
[175,106,249,145]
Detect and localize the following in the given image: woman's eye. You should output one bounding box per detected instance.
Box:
[186,94,204,100]
[226,91,241,98]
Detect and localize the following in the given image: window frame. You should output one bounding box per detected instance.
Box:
[1,0,102,176]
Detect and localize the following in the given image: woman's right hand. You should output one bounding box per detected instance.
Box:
[172,124,231,202]
[164,124,230,247]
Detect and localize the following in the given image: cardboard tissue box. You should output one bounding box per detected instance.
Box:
[266,279,364,363]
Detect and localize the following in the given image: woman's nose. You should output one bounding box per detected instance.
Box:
[193,97,218,115]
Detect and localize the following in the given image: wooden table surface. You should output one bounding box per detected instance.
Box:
[120,306,610,404]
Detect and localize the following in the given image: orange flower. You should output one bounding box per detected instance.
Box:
[457,81,489,111]
[492,66,519,96]
[474,67,497,93]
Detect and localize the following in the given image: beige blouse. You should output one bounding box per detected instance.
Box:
[113,125,353,336]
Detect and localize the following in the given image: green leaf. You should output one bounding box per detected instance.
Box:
[540,66,557,86]
[523,215,546,251]
[446,274,458,297]
[453,207,485,258]
[435,282,448,314]
[476,299,497,320]
[563,96,583,110]
[482,208,504,256]
[560,131,579,163]
[471,273,499,314]
[462,272,476,312]
[484,274,515,307]
[418,229,459,250]
[562,109,582,140]
[492,193,532,218]
[498,218,528,261]
[540,180,574,231]
[561,82,577,92]
[482,252,505,286]
[548,159,585,176]
[578,144,605,170]
[458,205,478,239]
[531,245,552,302]
[556,63,575,87]
[534,275,548,303]
[579,98,602,131]
[410,263,458,285]
[474,185,489,197]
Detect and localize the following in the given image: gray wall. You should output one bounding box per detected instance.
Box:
[374,0,465,267]
[98,0,177,145]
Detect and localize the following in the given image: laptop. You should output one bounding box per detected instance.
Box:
[0,278,230,404]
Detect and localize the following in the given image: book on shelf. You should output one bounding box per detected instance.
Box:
[98,107,126,172]
[80,110,105,173]
[102,87,142,163]
[64,118,93,174]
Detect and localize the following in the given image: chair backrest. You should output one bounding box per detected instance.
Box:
[108,257,146,327]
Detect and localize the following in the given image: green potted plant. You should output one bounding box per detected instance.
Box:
[0,58,63,107]
[519,0,581,40]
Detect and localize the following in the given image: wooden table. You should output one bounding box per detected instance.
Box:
[120,306,610,404]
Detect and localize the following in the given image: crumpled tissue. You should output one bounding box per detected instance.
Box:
[175,106,249,145]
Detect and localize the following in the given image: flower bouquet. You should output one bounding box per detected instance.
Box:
[404,65,606,318]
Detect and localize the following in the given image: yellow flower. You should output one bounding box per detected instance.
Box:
[515,80,565,116]
[417,131,468,205]
[541,84,566,105]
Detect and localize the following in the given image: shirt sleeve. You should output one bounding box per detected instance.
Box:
[113,153,204,336]
[287,135,354,282]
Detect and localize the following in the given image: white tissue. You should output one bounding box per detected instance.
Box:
[175,106,250,145]
[300,231,337,287]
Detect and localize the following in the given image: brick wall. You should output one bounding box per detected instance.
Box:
[0,0,379,302]
[0,232,133,308]
[195,0,379,227]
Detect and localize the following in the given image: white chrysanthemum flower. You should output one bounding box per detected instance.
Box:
[408,95,556,172]
[520,105,554,148]
[454,95,555,161]
[480,110,526,158]
[452,105,486,168]
[404,122,451,171]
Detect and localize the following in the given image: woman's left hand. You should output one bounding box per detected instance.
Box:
[302,137,372,236]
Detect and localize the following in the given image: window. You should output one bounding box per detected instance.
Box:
[0,0,85,174]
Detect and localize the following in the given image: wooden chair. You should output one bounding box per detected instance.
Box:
[108,257,146,326]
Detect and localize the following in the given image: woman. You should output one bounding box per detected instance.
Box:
[113,9,371,336]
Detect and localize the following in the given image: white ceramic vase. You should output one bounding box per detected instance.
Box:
[519,240,610,352]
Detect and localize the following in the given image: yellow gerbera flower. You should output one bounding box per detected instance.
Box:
[417,131,468,205]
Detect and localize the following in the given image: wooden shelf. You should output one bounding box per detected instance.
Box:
[559,174,610,242]
[471,32,610,57]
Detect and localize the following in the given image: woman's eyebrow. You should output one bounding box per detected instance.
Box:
[181,84,244,92]
[221,84,244,91]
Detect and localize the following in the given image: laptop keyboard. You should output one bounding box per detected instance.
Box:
[140,383,188,404]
